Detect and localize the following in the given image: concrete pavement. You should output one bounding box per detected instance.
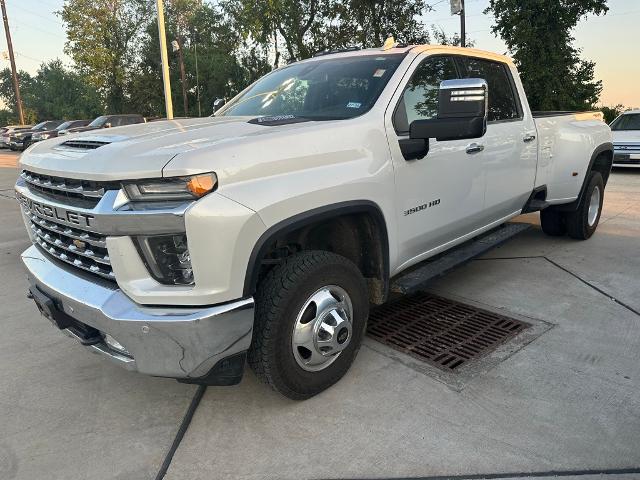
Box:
[1,149,639,480]
[0,152,197,480]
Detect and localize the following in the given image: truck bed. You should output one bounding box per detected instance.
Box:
[532,111,610,203]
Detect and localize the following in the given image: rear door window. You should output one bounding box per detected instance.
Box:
[394,55,459,134]
[458,57,521,122]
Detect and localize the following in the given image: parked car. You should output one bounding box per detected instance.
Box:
[15,44,613,399]
[610,109,640,167]
[10,120,65,151]
[31,120,90,144]
[0,125,33,148]
[58,114,145,136]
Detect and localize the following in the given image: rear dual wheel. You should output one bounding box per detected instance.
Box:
[540,171,604,240]
[248,250,369,400]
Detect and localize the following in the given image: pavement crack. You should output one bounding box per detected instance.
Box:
[476,256,640,317]
[322,466,640,479]
[154,384,207,480]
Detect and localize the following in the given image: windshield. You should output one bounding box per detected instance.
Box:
[56,121,74,131]
[89,116,107,127]
[32,121,48,130]
[218,54,405,120]
[611,113,640,131]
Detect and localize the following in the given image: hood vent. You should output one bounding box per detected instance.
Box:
[60,139,111,150]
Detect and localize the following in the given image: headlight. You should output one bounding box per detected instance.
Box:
[39,133,50,140]
[136,234,194,285]
[123,173,217,201]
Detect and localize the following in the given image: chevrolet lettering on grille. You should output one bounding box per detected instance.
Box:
[16,191,95,228]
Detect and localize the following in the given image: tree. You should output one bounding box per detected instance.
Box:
[600,104,625,124]
[129,0,270,117]
[430,26,474,47]
[0,61,102,122]
[31,60,103,120]
[59,0,152,113]
[224,0,431,67]
[486,0,608,111]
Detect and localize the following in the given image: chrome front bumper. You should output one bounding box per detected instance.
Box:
[22,245,254,380]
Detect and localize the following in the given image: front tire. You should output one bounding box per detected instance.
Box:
[565,171,604,240]
[248,250,369,400]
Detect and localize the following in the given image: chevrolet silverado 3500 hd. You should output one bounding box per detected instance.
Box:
[16,45,612,399]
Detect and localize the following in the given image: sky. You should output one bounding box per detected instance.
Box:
[2,0,639,108]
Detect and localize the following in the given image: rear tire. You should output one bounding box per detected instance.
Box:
[565,171,604,240]
[540,208,566,236]
[248,250,369,400]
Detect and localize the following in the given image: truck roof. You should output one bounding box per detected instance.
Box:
[304,44,514,66]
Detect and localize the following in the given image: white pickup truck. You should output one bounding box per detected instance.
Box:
[16,45,612,399]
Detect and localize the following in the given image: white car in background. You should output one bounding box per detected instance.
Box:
[611,109,640,167]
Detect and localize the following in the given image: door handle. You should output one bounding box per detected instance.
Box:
[523,133,536,143]
[466,143,484,154]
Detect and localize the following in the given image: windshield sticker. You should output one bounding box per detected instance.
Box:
[373,69,386,78]
[346,102,362,109]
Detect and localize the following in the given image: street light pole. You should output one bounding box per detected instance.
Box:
[156,0,173,119]
[460,0,466,48]
[0,0,24,124]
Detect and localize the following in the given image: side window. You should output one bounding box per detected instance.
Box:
[394,56,459,134]
[459,57,520,122]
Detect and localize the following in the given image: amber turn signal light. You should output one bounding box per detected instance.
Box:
[187,173,218,197]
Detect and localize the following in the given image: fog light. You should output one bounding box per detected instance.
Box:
[104,334,131,356]
[136,234,194,285]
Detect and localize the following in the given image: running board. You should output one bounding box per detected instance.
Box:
[390,223,531,295]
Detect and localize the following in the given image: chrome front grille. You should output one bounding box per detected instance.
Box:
[26,211,114,280]
[614,144,640,153]
[21,170,119,208]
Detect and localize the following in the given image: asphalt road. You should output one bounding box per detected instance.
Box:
[1,150,639,480]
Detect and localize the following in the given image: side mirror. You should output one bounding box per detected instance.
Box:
[410,78,488,142]
[213,98,226,112]
[104,122,112,128]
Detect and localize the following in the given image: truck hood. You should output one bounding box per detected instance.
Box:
[19,117,311,181]
[612,130,640,143]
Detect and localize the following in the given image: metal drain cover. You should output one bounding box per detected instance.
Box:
[367,293,530,371]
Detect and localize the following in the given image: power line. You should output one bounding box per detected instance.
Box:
[6,0,65,26]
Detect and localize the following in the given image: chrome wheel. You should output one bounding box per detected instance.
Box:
[588,185,601,227]
[291,285,353,372]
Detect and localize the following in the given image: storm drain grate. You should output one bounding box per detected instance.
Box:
[367,292,530,371]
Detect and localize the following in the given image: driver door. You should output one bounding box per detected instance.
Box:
[385,54,487,272]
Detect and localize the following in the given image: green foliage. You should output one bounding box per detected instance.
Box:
[128,0,270,117]
[430,26,474,47]
[600,104,625,124]
[486,0,608,111]
[223,0,431,66]
[0,61,101,122]
[0,0,612,123]
[59,0,152,113]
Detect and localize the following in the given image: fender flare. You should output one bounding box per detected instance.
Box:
[556,142,613,212]
[243,200,390,298]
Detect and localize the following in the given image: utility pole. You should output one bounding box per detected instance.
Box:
[156,0,173,119]
[194,39,201,117]
[173,38,188,116]
[460,0,466,48]
[0,0,24,124]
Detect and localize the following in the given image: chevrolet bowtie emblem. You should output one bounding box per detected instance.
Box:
[72,239,87,249]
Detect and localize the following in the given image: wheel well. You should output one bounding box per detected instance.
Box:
[246,208,389,305]
[591,150,613,185]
